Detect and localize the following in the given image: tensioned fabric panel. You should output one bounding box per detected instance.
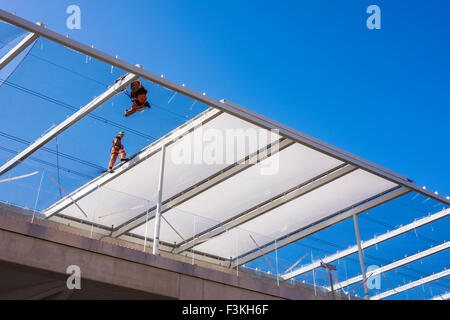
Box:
[160,112,281,201]
[45,111,280,227]
[49,151,161,228]
[191,169,398,259]
[102,111,280,204]
[129,143,344,243]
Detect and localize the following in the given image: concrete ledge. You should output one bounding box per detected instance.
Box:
[0,207,341,300]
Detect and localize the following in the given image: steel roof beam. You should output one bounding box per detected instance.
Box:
[283,207,450,279]
[372,268,450,300]
[331,241,449,291]
[431,292,450,300]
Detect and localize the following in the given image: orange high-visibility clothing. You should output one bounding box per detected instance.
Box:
[125,80,148,117]
[108,136,127,169]
[125,94,147,116]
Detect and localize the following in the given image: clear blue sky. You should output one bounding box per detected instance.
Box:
[0,1,449,299]
[1,0,449,194]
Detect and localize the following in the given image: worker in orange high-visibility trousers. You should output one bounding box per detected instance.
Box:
[108,132,129,173]
[124,80,151,117]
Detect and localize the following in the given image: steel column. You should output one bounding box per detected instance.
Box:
[353,213,370,299]
[153,144,166,255]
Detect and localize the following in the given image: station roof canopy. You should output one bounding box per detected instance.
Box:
[1,9,449,267]
[40,99,443,262]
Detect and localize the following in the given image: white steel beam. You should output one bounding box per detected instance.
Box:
[431,292,450,300]
[174,164,357,254]
[232,187,411,268]
[372,269,450,300]
[283,207,450,279]
[331,241,450,291]
[1,10,448,206]
[0,28,40,70]
[0,72,138,176]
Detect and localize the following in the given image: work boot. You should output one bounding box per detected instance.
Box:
[108,168,114,173]
[121,158,130,162]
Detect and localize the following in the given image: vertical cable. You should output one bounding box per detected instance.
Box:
[55,136,62,198]
[31,169,44,223]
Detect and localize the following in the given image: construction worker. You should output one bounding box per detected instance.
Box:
[108,132,129,173]
[124,79,151,117]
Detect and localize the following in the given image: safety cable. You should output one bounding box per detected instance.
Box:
[0,38,196,122]
[0,31,26,50]
[0,145,94,179]
[0,78,157,141]
[412,284,426,300]
[381,272,401,296]
[0,130,105,171]
[0,37,105,86]
[359,214,440,245]
[55,136,62,198]
[349,272,374,295]
[0,39,36,86]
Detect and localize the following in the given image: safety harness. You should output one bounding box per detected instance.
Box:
[112,136,123,154]
[130,80,148,106]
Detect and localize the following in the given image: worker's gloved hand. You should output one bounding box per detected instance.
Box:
[124,110,129,117]
[145,101,151,109]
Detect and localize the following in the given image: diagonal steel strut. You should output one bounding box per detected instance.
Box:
[0,72,138,176]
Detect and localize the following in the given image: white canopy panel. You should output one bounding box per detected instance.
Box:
[191,169,397,259]
[44,109,281,228]
[44,107,399,261]
[130,142,344,244]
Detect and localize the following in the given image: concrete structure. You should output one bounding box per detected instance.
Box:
[0,203,347,300]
